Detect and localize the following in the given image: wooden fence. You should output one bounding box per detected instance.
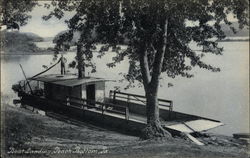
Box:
[109,90,173,111]
[65,96,130,120]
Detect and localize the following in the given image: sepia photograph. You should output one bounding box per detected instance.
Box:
[0,0,249,158]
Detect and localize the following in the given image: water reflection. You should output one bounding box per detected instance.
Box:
[1,54,31,62]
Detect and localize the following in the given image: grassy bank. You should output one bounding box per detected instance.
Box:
[1,104,249,158]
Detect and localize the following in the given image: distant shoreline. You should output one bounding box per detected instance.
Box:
[1,39,248,56]
[0,51,71,56]
[0,52,55,55]
[218,39,249,42]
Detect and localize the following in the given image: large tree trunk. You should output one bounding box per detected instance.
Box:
[145,89,159,125]
[141,87,171,139]
[77,43,85,78]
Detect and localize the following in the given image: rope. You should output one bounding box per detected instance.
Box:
[20,58,62,94]
[31,58,62,79]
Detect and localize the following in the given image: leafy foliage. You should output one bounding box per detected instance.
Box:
[45,0,248,86]
[0,0,38,28]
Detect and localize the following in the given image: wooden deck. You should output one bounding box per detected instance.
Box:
[18,89,223,140]
[85,107,147,124]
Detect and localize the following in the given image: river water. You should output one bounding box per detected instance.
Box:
[1,41,249,136]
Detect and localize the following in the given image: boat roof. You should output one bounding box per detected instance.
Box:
[29,74,114,87]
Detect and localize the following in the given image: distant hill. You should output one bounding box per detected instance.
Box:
[53,30,80,45]
[20,32,44,41]
[1,31,44,53]
[43,37,54,42]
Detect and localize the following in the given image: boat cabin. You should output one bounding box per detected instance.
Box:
[27,74,111,104]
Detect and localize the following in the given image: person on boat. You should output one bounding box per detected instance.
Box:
[60,54,67,75]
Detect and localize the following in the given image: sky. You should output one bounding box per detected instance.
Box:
[20,2,73,37]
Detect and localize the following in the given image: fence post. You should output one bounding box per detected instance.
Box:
[113,91,116,104]
[80,98,84,109]
[170,101,173,111]
[125,107,129,120]
[169,101,173,119]
[102,104,104,115]
[109,90,112,99]
[127,95,130,103]
[127,94,130,113]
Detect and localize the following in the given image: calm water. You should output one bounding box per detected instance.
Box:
[1,41,249,136]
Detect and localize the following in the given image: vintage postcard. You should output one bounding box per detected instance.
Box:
[1,0,249,158]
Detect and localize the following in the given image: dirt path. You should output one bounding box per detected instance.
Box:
[1,104,249,158]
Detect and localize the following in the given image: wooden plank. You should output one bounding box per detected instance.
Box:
[184,119,224,132]
[184,133,204,146]
[164,119,224,133]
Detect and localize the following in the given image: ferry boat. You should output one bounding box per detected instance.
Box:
[12,58,223,145]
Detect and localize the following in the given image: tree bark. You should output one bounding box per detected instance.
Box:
[141,85,171,139]
[145,89,159,125]
[77,43,85,78]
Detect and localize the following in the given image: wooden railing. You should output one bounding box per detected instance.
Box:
[65,96,130,120]
[109,90,173,111]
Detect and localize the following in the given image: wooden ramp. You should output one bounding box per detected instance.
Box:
[163,119,224,133]
[185,133,204,145]
[162,119,223,145]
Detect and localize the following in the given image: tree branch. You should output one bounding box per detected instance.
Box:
[139,42,151,90]
[150,18,169,90]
